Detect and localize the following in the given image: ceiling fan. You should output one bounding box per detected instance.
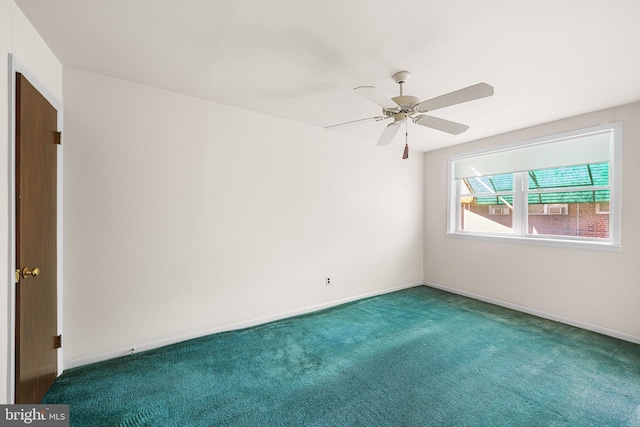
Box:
[325,71,494,158]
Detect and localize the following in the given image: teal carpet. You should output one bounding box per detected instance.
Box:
[43,286,640,426]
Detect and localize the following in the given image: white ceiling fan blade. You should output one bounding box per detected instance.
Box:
[413,114,469,135]
[354,86,399,110]
[325,116,388,130]
[416,83,494,112]
[377,121,402,146]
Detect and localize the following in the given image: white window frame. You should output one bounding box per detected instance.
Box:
[447,122,622,250]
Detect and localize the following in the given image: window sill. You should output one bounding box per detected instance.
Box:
[445,232,622,252]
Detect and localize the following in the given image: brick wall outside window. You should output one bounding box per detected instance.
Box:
[465,201,609,238]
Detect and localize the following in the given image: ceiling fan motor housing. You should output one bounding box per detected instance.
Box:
[391,112,409,123]
[385,95,420,117]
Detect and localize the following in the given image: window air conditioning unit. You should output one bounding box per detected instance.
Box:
[489,205,510,215]
[547,204,568,215]
[528,203,568,215]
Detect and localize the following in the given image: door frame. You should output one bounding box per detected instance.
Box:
[7,54,64,403]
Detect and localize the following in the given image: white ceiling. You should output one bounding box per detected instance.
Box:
[15,0,640,152]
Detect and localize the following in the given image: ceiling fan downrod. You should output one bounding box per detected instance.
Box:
[392,70,411,97]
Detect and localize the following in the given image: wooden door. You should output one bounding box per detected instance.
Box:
[15,72,59,403]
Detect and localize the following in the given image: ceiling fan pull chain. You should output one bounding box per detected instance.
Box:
[403,121,409,159]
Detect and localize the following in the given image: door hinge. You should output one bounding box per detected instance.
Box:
[54,335,62,349]
[54,131,62,145]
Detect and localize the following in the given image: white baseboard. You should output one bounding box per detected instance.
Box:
[65,281,423,370]
[424,281,640,345]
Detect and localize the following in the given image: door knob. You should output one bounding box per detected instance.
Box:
[20,267,40,279]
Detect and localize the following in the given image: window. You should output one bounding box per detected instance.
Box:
[448,123,621,248]
[596,202,610,214]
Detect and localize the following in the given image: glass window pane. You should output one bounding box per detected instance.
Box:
[526,191,610,239]
[460,196,513,234]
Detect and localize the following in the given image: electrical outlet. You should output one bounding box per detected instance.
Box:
[325,277,331,286]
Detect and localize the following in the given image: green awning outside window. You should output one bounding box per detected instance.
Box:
[466,163,609,205]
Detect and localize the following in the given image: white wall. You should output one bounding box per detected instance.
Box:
[0,0,62,404]
[62,67,424,367]
[424,101,640,341]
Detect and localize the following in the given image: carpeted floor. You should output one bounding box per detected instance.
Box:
[43,286,640,426]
